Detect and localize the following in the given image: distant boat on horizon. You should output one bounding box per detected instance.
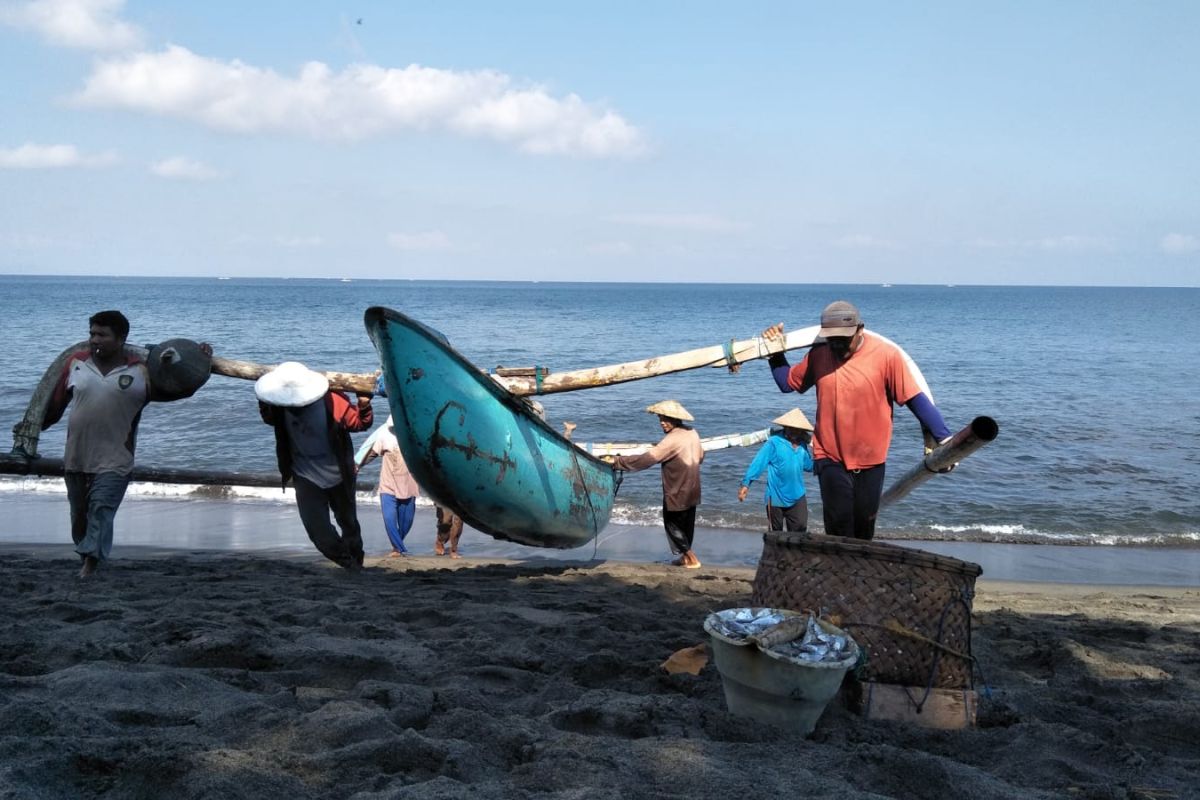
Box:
[881,283,892,288]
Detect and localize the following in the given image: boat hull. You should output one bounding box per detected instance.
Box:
[364,307,616,549]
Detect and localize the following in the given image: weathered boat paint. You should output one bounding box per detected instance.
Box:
[364,306,616,549]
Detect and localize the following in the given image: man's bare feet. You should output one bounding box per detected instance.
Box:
[449,551,461,559]
[434,541,445,556]
[387,550,404,559]
[78,556,98,579]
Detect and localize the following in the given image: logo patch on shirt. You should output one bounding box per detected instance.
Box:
[119,375,134,390]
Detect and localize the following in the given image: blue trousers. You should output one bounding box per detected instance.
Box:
[65,471,131,562]
[380,494,416,553]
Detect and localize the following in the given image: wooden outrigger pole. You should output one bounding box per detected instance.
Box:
[11,327,820,458]
[205,325,822,397]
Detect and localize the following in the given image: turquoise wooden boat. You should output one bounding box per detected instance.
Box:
[363,306,617,549]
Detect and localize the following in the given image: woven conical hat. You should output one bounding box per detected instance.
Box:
[645,399,694,422]
[772,408,813,431]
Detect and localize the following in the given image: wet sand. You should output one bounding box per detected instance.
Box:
[1,543,1198,799]
[4,493,1199,586]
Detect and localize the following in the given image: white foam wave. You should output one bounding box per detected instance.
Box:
[928,522,1045,537]
[0,476,434,508]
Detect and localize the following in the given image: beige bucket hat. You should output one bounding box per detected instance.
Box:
[254,361,330,407]
[646,399,694,421]
[772,408,814,431]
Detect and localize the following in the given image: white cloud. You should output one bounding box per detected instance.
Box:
[72,45,645,158]
[0,0,142,50]
[1160,233,1199,255]
[150,156,221,181]
[388,230,455,252]
[0,142,116,168]
[833,234,901,251]
[606,213,747,233]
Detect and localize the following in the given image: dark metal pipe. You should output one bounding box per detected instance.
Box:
[880,416,999,507]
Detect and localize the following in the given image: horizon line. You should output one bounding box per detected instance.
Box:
[1,272,1196,290]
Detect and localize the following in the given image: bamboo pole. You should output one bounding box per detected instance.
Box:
[879,416,999,507]
[582,428,771,458]
[492,325,821,395]
[12,325,820,457]
[207,325,821,397]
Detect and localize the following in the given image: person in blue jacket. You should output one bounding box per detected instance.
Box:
[737,408,815,532]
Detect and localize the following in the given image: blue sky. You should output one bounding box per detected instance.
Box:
[1,1,1197,285]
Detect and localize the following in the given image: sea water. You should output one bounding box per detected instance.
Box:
[2,276,1198,550]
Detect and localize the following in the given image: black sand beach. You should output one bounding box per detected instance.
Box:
[1,543,1198,799]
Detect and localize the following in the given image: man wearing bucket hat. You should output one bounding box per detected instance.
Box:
[257,362,374,570]
[737,408,815,532]
[610,400,705,569]
[761,301,952,540]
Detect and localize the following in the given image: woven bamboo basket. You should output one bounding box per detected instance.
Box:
[750,533,982,689]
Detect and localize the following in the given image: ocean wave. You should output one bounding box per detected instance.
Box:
[4,477,1196,548]
[0,476,433,508]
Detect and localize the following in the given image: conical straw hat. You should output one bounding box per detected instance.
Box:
[646,399,694,421]
[772,408,813,431]
[254,361,330,407]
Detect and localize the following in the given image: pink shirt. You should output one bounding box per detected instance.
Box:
[368,428,421,499]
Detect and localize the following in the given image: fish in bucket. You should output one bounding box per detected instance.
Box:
[704,607,860,735]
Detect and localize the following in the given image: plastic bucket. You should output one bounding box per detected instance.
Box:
[704,608,859,735]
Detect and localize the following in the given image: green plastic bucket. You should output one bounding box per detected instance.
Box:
[704,608,859,735]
